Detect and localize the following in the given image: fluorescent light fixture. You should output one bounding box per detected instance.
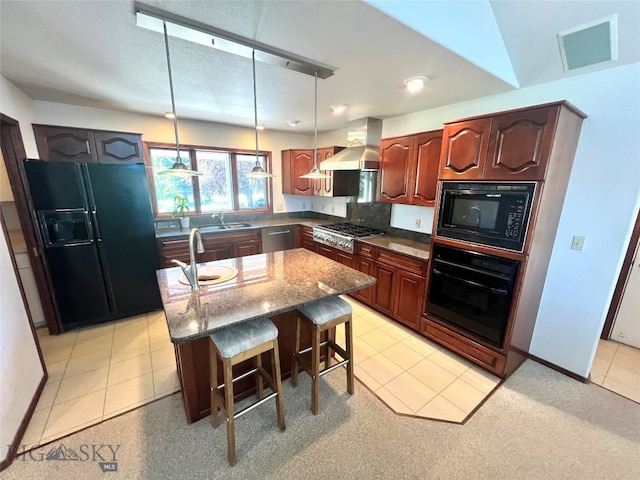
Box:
[331,104,348,114]
[135,1,335,79]
[403,76,429,92]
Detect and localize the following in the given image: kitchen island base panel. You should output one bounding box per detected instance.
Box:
[177,310,322,424]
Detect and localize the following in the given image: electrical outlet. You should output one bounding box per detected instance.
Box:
[322,204,326,211]
[276,204,283,212]
[331,206,335,214]
[571,235,586,251]
[415,218,421,228]
[302,202,307,209]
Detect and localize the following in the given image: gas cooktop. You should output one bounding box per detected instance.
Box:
[313,223,384,253]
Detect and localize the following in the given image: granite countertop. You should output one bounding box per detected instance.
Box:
[155,217,329,239]
[156,248,376,344]
[358,235,430,261]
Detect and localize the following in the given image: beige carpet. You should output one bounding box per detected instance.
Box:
[2,360,639,479]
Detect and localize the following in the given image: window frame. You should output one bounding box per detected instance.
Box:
[143,141,273,217]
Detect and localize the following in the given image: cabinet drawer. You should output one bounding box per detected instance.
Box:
[421,317,506,376]
[377,248,427,276]
[356,243,377,259]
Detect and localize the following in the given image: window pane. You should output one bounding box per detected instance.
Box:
[149,148,195,214]
[196,150,233,212]
[237,154,267,209]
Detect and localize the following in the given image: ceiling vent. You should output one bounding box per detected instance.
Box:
[558,15,618,72]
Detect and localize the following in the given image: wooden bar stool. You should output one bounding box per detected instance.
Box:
[291,296,354,415]
[209,317,285,466]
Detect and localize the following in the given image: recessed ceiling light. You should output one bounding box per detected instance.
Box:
[403,76,429,92]
[287,120,300,127]
[330,104,348,114]
[256,125,265,131]
[164,111,176,119]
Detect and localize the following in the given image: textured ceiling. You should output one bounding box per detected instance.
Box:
[0,1,638,134]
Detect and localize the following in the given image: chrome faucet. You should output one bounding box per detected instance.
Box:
[171,228,205,291]
[211,211,225,225]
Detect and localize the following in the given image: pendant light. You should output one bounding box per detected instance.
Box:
[300,71,330,179]
[158,21,202,177]
[246,49,275,178]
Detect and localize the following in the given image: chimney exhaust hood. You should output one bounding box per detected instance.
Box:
[320,117,382,171]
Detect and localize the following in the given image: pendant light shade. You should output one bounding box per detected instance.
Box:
[300,71,330,179]
[158,21,202,177]
[246,49,275,178]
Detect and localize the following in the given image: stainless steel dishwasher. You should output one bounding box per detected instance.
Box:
[261,225,296,252]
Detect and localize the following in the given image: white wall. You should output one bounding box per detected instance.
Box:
[0,226,44,460]
[0,75,38,158]
[381,62,640,377]
[30,100,314,214]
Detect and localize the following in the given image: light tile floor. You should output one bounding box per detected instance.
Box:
[25,297,504,447]
[591,338,640,403]
[24,310,180,448]
[336,296,502,423]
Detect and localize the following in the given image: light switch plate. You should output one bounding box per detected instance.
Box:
[415,218,421,228]
[571,235,586,251]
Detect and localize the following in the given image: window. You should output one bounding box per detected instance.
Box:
[147,144,272,216]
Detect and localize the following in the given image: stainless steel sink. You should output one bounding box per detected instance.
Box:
[198,223,252,232]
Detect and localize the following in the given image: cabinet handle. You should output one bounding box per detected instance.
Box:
[268,230,291,235]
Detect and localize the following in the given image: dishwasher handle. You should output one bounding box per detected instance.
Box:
[267,229,292,235]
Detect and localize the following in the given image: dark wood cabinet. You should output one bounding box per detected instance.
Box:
[316,243,335,260]
[281,149,313,195]
[379,130,442,206]
[372,262,397,316]
[283,147,344,197]
[484,105,559,181]
[412,131,442,205]
[33,124,143,165]
[92,131,145,165]
[157,230,262,267]
[353,256,375,304]
[379,136,414,203]
[439,104,562,181]
[353,242,428,332]
[298,225,317,252]
[394,270,426,330]
[439,118,491,180]
[430,101,587,379]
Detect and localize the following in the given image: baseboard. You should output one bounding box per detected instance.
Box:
[528,353,589,383]
[0,371,48,472]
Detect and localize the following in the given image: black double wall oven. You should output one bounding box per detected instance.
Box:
[426,182,533,349]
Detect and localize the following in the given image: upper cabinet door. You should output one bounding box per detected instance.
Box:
[33,125,97,163]
[379,136,414,204]
[484,106,558,181]
[93,131,143,165]
[322,148,334,196]
[412,130,442,206]
[439,118,491,180]
[292,150,313,195]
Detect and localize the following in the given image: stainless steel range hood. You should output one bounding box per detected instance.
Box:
[320,117,382,171]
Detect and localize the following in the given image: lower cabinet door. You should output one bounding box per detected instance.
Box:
[393,270,425,331]
[373,262,397,316]
[316,244,336,260]
[234,240,261,257]
[353,256,375,305]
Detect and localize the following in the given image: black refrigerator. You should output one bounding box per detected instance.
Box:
[23,160,162,330]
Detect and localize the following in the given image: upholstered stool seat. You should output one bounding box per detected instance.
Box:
[209,317,285,466]
[291,296,354,414]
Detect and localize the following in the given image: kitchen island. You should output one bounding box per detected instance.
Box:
[156,248,376,423]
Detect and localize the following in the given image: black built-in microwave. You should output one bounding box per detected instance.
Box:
[436,182,536,252]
